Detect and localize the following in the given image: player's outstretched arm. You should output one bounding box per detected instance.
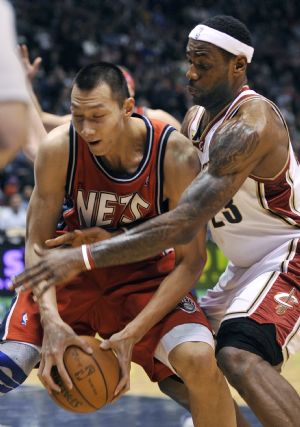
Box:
[12,102,274,292]
[26,125,93,393]
[100,133,207,396]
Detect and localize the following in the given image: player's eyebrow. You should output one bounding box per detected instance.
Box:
[71,102,106,109]
[186,49,210,57]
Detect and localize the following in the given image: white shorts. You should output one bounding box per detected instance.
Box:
[154,323,214,375]
[199,238,300,361]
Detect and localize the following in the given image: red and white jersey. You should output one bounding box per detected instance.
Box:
[63,114,175,287]
[188,87,300,268]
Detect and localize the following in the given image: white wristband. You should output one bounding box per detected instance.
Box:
[82,244,92,270]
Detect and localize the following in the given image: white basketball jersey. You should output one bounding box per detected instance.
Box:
[188,87,300,268]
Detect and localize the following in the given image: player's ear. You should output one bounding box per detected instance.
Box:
[234,55,247,74]
[123,97,135,117]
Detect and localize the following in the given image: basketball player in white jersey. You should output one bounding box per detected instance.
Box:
[13,15,300,426]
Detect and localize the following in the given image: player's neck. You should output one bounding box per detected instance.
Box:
[101,117,146,174]
[204,82,247,122]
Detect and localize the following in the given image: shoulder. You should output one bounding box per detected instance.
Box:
[163,131,200,201]
[181,106,200,137]
[165,130,200,176]
[35,123,70,171]
[40,123,70,155]
[233,97,286,138]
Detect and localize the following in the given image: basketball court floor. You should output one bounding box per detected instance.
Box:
[1,354,299,427]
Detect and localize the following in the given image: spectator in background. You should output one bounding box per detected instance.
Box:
[13,0,300,156]
[21,184,33,209]
[0,193,26,234]
[19,46,181,131]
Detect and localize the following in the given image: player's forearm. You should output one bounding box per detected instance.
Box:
[89,171,239,268]
[89,124,259,269]
[26,241,60,322]
[89,204,196,268]
[25,207,60,321]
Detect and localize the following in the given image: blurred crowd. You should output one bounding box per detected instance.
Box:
[1,0,300,233]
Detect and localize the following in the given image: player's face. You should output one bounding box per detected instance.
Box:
[71,83,127,156]
[186,39,234,109]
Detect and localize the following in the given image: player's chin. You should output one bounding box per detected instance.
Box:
[87,142,104,156]
[191,92,205,105]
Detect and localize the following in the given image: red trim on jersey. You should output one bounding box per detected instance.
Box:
[250,153,290,183]
[262,166,300,225]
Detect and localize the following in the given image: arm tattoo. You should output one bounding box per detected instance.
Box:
[209,121,260,175]
[90,121,260,268]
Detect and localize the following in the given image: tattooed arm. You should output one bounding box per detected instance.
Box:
[90,119,262,263]
[12,99,288,291]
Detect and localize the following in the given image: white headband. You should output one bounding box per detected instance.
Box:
[189,24,254,63]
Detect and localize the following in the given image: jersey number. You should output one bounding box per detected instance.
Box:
[211,200,242,228]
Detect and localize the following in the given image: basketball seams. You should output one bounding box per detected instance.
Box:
[63,347,100,410]
[90,352,109,404]
[50,337,119,412]
[51,366,95,412]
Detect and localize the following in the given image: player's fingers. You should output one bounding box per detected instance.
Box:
[72,336,93,355]
[39,358,60,394]
[32,57,42,69]
[24,273,51,293]
[33,243,46,256]
[100,339,111,350]
[56,358,73,391]
[37,359,49,390]
[37,356,45,379]
[31,279,47,299]
[14,262,53,291]
[114,374,130,397]
[19,44,28,59]
[114,356,131,396]
[45,232,75,247]
[10,262,48,290]
[33,278,56,298]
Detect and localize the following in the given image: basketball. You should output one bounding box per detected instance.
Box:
[50,336,120,413]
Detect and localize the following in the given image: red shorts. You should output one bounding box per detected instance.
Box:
[2,271,210,382]
[249,271,300,356]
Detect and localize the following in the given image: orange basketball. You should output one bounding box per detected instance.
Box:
[50,336,120,413]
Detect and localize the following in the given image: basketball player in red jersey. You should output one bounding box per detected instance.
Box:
[2,62,236,427]
[15,15,300,427]
[19,45,180,132]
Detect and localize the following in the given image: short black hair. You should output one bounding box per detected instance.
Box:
[202,15,252,47]
[73,62,130,106]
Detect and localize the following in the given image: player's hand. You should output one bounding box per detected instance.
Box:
[100,328,137,399]
[45,227,117,248]
[39,318,93,394]
[18,44,42,82]
[10,244,86,294]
